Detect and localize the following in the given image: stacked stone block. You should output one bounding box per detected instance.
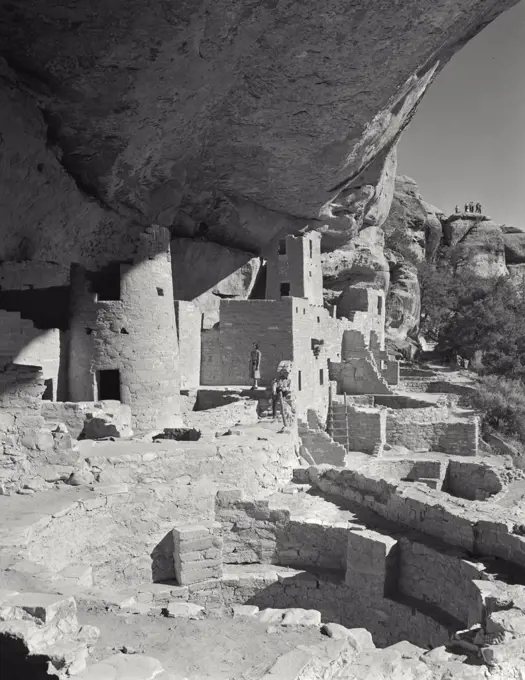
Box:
[346,529,399,598]
[173,523,223,586]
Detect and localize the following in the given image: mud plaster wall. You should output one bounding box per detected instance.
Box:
[68,227,181,431]
[176,301,202,390]
[386,410,479,456]
[331,404,386,454]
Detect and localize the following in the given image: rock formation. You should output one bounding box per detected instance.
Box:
[0,0,519,275]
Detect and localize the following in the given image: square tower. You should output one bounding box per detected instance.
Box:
[265,232,323,305]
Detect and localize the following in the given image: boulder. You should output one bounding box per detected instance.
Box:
[500,225,525,264]
[449,219,508,279]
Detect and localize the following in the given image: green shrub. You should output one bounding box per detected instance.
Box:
[471,375,525,444]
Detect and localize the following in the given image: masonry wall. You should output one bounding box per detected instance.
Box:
[200,328,222,385]
[338,287,386,350]
[0,261,70,289]
[330,403,386,454]
[0,311,61,400]
[386,409,479,456]
[0,364,54,493]
[217,299,294,386]
[216,491,348,571]
[176,301,202,390]
[265,232,322,305]
[291,301,331,417]
[398,537,485,627]
[69,226,181,431]
[445,460,503,500]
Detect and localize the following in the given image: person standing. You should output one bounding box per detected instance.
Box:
[469,201,475,213]
[455,205,460,213]
[249,343,262,389]
[464,203,469,213]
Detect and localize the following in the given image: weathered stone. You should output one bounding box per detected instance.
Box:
[163,602,204,619]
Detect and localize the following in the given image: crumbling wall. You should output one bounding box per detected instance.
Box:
[445,460,504,500]
[386,408,479,455]
[330,403,386,454]
[0,364,74,493]
[200,328,222,385]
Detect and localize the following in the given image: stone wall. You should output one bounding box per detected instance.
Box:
[445,460,504,500]
[386,408,479,456]
[303,466,525,568]
[338,287,386,350]
[213,299,294,386]
[0,311,61,399]
[42,400,132,439]
[175,301,202,390]
[69,226,181,431]
[0,363,75,493]
[397,537,485,627]
[216,491,350,571]
[200,328,222,386]
[330,403,386,455]
[265,232,323,305]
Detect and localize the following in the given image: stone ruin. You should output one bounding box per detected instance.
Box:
[0,225,525,679]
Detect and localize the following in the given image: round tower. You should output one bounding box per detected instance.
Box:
[69,226,181,431]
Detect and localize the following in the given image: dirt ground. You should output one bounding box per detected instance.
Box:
[78,604,326,679]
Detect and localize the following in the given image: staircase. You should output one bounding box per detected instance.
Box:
[298,416,346,467]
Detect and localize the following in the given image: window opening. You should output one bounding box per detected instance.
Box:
[319,369,324,385]
[42,379,53,401]
[157,287,164,296]
[97,369,121,401]
[278,239,287,255]
[280,282,291,297]
[298,370,302,391]
[377,296,383,315]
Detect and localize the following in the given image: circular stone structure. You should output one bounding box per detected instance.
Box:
[69,225,181,431]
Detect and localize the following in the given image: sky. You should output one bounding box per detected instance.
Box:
[398,1,525,227]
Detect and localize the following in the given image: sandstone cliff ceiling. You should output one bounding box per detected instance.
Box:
[0,0,518,266]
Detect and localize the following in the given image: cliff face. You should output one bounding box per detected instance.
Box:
[0,0,518,274]
[381,177,525,348]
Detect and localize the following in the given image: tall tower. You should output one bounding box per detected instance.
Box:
[69,226,181,431]
[265,231,323,305]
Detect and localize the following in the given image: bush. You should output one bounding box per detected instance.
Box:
[470,375,525,444]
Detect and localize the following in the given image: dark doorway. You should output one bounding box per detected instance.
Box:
[278,239,287,255]
[280,282,291,297]
[42,378,53,401]
[97,369,121,401]
[92,264,121,301]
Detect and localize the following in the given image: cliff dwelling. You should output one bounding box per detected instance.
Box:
[1,1,525,679]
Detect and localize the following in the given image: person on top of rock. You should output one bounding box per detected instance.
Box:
[249,342,262,389]
[464,203,469,213]
[469,201,475,213]
[476,202,482,213]
[455,205,460,213]
[271,361,293,424]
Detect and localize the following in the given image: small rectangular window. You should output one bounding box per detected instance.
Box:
[309,271,312,278]
[298,370,302,391]
[97,369,121,401]
[278,239,287,255]
[280,282,290,297]
[377,296,383,315]
[309,240,313,257]
[317,316,320,323]
[319,369,324,385]
[94,264,121,301]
